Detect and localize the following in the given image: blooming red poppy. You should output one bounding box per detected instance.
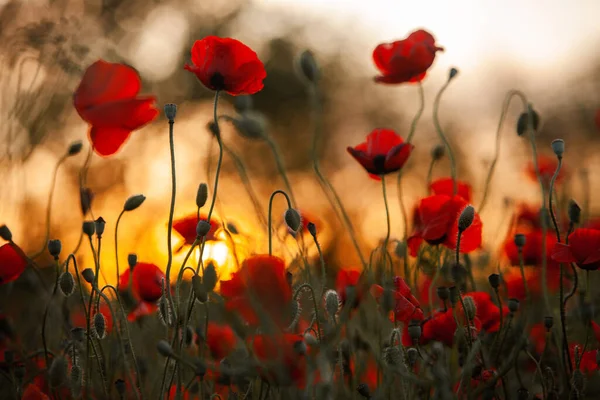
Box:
[220,255,292,327]
[202,322,237,360]
[119,262,165,302]
[0,242,27,284]
[173,214,220,247]
[335,268,363,307]
[373,29,444,84]
[551,228,600,271]
[184,36,266,96]
[251,334,309,387]
[407,195,482,257]
[526,155,567,187]
[370,276,423,323]
[429,177,472,202]
[73,60,158,157]
[347,128,413,179]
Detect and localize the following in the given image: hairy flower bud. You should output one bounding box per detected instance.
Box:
[48,239,62,259]
[514,233,526,248]
[488,273,500,289]
[81,268,95,284]
[192,275,208,303]
[408,322,422,343]
[49,356,68,388]
[551,139,565,158]
[298,50,320,84]
[458,205,475,231]
[196,183,208,209]
[59,271,75,296]
[285,208,302,234]
[307,222,317,238]
[123,194,146,211]
[157,340,174,357]
[196,220,212,238]
[233,95,253,114]
[383,346,402,366]
[448,67,459,81]
[82,221,95,237]
[203,263,218,292]
[516,106,540,136]
[462,296,476,320]
[164,103,177,122]
[94,217,106,237]
[158,295,174,327]
[568,199,581,225]
[406,347,418,367]
[128,253,137,269]
[67,140,83,156]
[80,187,93,216]
[325,290,340,318]
[0,225,12,242]
[93,312,107,339]
[508,298,520,313]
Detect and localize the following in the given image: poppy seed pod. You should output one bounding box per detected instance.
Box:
[356,383,371,399]
[437,286,450,301]
[81,268,95,284]
[544,316,554,331]
[325,290,340,317]
[48,239,62,259]
[514,233,526,248]
[80,187,93,216]
[233,95,253,114]
[70,364,82,396]
[384,346,402,366]
[462,296,476,320]
[298,50,320,84]
[48,356,68,388]
[408,322,422,342]
[157,340,174,357]
[431,144,445,161]
[192,275,208,303]
[458,205,475,231]
[0,225,12,241]
[196,183,208,209]
[551,139,565,158]
[508,298,520,313]
[123,194,146,211]
[285,208,302,233]
[449,286,460,306]
[448,67,459,81]
[516,106,540,136]
[568,199,581,225]
[115,379,126,396]
[406,347,419,367]
[164,103,177,122]
[307,222,317,237]
[127,253,137,269]
[232,112,267,140]
[203,262,218,292]
[93,312,107,339]
[488,273,500,289]
[82,221,95,237]
[59,271,75,297]
[67,140,83,156]
[196,220,212,238]
[158,295,174,327]
[94,217,106,237]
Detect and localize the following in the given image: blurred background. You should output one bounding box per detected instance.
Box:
[1,0,600,286]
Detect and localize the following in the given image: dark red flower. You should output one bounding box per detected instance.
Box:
[0,242,27,284]
[408,195,482,257]
[370,276,423,322]
[529,323,548,355]
[173,214,220,246]
[454,368,499,393]
[526,155,567,187]
[251,334,309,387]
[184,36,266,96]
[335,268,363,307]
[429,177,472,202]
[504,230,557,266]
[204,322,237,360]
[220,255,292,327]
[503,267,561,301]
[119,262,165,302]
[373,29,444,84]
[551,228,600,271]
[73,60,158,157]
[347,128,413,179]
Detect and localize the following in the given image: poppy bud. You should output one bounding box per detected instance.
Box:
[488,273,500,289]
[285,208,302,234]
[232,112,267,140]
[193,359,207,377]
[93,312,107,339]
[408,321,422,343]
[304,333,318,346]
[128,253,137,269]
[49,356,68,388]
[70,364,82,397]
[115,379,126,396]
[551,139,564,158]
[59,271,75,296]
[191,274,208,304]
[203,262,218,292]
[568,199,581,225]
[325,290,340,318]
[384,346,402,366]
[48,239,62,259]
[544,316,554,331]
[157,340,174,357]
[572,369,585,395]
[508,298,520,313]
[158,295,174,327]
[71,327,85,342]
[437,286,449,301]
[307,222,317,238]
[516,106,540,136]
[80,187,93,216]
[462,296,476,320]
[293,340,307,355]
[233,95,253,114]
[431,144,445,161]
[406,347,418,367]
[448,67,459,81]
[123,194,146,211]
[67,140,83,156]
[196,220,212,238]
[0,225,12,241]
[82,268,95,284]
[164,103,177,122]
[356,383,371,399]
[298,50,320,84]
[514,233,526,248]
[196,183,208,209]
[458,205,475,232]
[448,286,460,306]
[82,221,95,237]
[517,388,529,400]
[94,217,106,237]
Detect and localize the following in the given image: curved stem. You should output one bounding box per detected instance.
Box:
[405,82,425,144]
[425,157,436,191]
[206,91,222,222]
[396,172,409,278]
[432,79,457,196]
[114,209,125,292]
[293,284,322,341]
[381,177,392,276]
[264,135,297,208]
[267,190,293,256]
[164,117,178,322]
[517,248,530,304]
[311,233,327,301]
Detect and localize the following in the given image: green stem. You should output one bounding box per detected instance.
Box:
[381,177,392,277]
[432,79,457,196]
[264,135,297,208]
[114,209,125,291]
[405,82,425,144]
[41,257,60,369]
[293,284,322,341]
[164,114,178,323]
[267,190,293,256]
[396,172,409,279]
[518,248,530,304]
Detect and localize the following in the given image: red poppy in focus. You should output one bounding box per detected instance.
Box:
[347,128,413,179]
[429,177,472,202]
[220,255,292,327]
[336,268,363,307]
[73,60,158,157]
[551,228,600,271]
[0,242,27,284]
[373,29,444,84]
[119,262,165,302]
[184,36,266,96]
[370,276,424,322]
[22,383,50,400]
[173,215,220,247]
[408,195,482,257]
[203,323,237,360]
[526,155,567,187]
[252,334,309,387]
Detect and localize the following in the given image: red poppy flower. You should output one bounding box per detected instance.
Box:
[503,267,561,301]
[465,292,507,333]
[203,323,237,360]
[373,29,444,84]
[0,242,27,284]
[526,155,567,187]
[173,214,220,246]
[220,255,292,327]
[22,383,50,400]
[429,177,472,202]
[370,276,423,323]
[335,268,362,307]
[504,230,557,267]
[251,334,309,387]
[119,262,165,302]
[529,323,548,355]
[184,36,266,96]
[73,60,158,157]
[408,195,482,257]
[347,128,413,179]
[551,228,600,271]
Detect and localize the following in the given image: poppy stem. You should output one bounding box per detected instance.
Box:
[264,134,297,208]
[207,90,222,221]
[114,209,125,292]
[579,168,590,223]
[293,283,322,341]
[267,190,293,256]
[396,171,409,279]
[517,248,530,304]
[405,82,425,144]
[381,176,392,276]
[432,76,457,196]
[41,256,60,370]
[165,107,178,324]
